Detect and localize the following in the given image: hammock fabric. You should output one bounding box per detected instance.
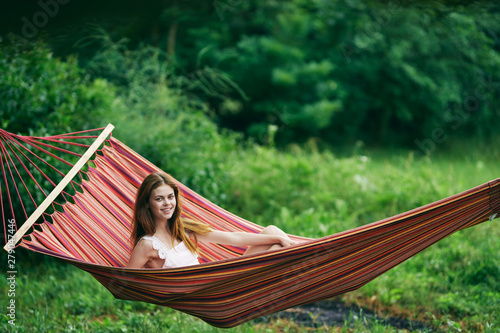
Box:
[1,126,499,328]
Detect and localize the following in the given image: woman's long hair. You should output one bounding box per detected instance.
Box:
[130,171,211,254]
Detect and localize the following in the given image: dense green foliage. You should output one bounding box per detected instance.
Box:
[10,0,497,148]
[190,0,500,146]
[0,43,114,135]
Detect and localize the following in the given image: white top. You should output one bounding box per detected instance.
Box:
[140,235,199,268]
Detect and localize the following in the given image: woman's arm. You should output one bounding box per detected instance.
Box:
[196,230,295,248]
[125,240,156,268]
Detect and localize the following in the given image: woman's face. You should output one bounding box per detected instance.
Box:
[148,184,176,223]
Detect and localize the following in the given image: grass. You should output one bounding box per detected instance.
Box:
[1,139,499,332]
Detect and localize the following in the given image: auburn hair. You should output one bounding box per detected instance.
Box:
[130,171,211,254]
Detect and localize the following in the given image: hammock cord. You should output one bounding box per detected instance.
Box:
[0,128,105,244]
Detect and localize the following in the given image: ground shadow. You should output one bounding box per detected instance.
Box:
[257,298,430,331]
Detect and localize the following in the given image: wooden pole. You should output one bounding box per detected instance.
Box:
[3,124,115,252]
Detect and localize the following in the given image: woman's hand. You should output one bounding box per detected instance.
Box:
[277,236,296,248]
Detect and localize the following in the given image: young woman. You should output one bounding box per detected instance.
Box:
[126,171,296,269]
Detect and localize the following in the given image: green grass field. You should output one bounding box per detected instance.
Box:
[1,141,499,332]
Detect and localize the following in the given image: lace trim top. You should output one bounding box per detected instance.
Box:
[140,235,199,268]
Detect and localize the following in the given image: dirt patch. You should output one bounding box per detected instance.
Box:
[260,299,430,331]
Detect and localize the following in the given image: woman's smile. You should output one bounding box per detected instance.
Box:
[161,207,173,214]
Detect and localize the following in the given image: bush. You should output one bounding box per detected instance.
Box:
[0,42,115,136]
[81,36,244,204]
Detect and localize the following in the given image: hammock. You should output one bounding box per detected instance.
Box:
[1,124,499,328]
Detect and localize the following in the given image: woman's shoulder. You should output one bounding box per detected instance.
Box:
[133,236,156,253]
[139,235,172,254]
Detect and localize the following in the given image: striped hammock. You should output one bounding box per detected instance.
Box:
[1,125,499,328]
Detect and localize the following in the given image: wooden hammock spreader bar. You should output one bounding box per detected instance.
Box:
[2,123,115,252]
